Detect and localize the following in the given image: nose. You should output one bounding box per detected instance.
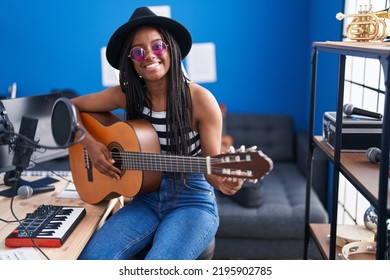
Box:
[143,49,156,60]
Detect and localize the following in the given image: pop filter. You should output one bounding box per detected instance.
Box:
[51,97,81,147]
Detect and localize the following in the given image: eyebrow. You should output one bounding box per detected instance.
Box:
[131,39,164,48]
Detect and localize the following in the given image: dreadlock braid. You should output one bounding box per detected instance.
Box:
[118,29,149,120]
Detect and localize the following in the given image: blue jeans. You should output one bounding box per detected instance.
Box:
[78,172,219,260]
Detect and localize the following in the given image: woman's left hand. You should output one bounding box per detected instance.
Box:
[216,176,244,195]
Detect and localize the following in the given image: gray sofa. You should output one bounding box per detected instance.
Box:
[213,114,329,260]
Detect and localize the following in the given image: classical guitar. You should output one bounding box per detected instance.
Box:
[68,112,273,204]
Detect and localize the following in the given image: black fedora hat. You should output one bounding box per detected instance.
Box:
[106,6,192,69]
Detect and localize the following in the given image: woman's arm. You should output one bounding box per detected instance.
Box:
[190,83,243,195]
[71,86,126,180]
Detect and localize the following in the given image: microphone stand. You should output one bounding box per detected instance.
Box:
[0,116,58,197]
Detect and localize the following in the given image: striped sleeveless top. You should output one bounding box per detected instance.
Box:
[141,107,201,156]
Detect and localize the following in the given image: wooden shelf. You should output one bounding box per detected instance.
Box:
[305,42,390,260]
[314,41,390,58]
[313,136,390,211]
[310,224,376,260]
[309,223,332,259]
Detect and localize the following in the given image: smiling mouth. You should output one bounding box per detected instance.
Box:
[145,62,160,69]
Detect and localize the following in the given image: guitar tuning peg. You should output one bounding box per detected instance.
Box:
[246,145,257,152]
[228,146,235,153]
[239,145,245,152]
[247,179,258,184]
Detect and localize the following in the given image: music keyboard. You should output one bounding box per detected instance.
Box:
[5,204,86,248]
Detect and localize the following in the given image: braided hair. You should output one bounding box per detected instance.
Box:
[118,25,193,156]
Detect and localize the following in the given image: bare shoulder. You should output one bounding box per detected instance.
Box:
[189,83,219,109]
[189,82,221,127]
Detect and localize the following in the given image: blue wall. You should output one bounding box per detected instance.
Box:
[0,0,343,132]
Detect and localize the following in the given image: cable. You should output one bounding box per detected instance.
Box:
[3,127,85,151]
[0,182,22,223]
[29,160,73,185]
[8,194,50,260]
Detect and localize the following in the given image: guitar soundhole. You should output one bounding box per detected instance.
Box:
[108,142,125,177]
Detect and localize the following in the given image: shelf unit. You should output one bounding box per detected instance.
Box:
[304,41,390,260]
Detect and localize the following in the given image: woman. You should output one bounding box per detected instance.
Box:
[75,7,243,260]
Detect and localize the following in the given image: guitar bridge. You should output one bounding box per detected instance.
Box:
[83,149,93,182]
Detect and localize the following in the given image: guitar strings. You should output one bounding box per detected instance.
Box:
[79,143,258,179]
[82,150,254,178]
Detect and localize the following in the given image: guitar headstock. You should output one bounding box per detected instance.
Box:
[211,145,273,181]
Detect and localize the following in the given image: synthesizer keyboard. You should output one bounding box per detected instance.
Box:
[5,204,86,248]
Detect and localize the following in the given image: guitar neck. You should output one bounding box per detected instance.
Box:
[124,152,209,173]
[108,151,211,174]
[84,148,269,179]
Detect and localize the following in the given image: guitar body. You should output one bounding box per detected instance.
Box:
[69,112,162,204]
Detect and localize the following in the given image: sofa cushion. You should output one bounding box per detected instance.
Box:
[225,114,295,162]
[229,180,264,208]
[215,162,328,240]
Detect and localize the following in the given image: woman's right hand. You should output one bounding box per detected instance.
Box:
[84,139,121,180]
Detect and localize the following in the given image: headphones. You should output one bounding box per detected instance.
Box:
[0,100,14,145]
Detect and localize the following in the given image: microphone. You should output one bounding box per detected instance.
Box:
[17,185,55,198]
[343,103,382,119]
[11,116,38,169]
[366,147,382,163]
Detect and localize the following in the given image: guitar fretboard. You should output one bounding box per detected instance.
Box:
[84,150,213,173]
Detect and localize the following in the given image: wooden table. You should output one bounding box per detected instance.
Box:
[0,175,115,260]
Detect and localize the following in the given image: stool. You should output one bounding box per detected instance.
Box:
[133,237,215,260]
